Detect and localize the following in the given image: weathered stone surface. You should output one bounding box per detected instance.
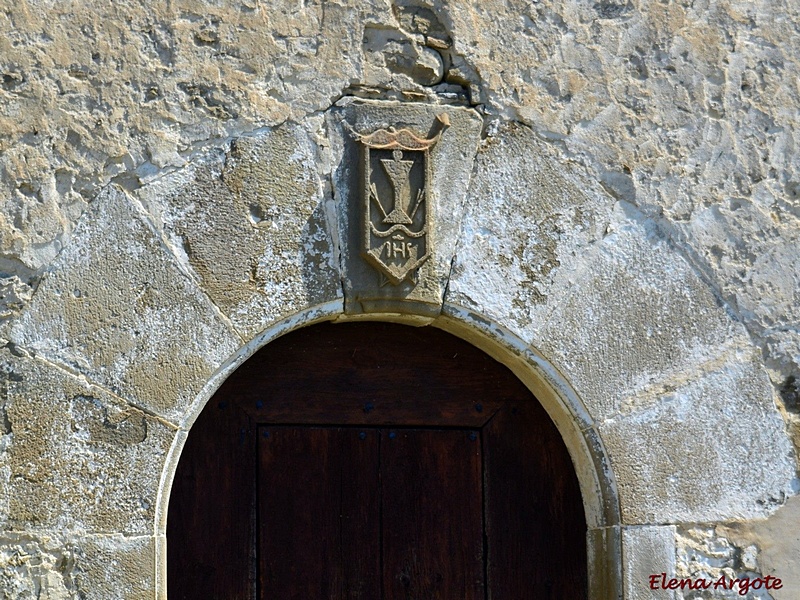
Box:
[537,202,742,420]
[714,494,800,599]
[0,1,798,598]
[0,532,155,600]
[601,354,796,524]
[1,0,798,403]
[0,348,175,535]
[447,124,755,430]
[0,533,78,600]
[0,0,449,297]
[327,99,482,316]
[675,526,771,600]
[75,534,156,600]
[622,526,676,600]
[138,122,340,339]
[9,186,241,423]
[0,0,365,271]
[446,121,612,342]
[0,275,33,321]
[363,22,446,89]
[442,0,800,389]
[686,200,800,432]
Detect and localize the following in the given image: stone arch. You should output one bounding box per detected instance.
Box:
[3,100,794,599]
[155,304,624,599]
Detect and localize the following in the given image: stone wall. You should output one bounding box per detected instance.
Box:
[1,1,798,598]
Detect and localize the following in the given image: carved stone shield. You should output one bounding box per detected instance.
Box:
[353,115,448,286]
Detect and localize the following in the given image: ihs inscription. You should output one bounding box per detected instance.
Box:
[351,114,449,286]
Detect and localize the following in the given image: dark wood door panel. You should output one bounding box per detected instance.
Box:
[257,427,381,599]
[239,394,505,428]
[380,429,484,600]
[167,401,256,600]
[167,323,588,599]
[221,323,518,427]
[484,403,588,599]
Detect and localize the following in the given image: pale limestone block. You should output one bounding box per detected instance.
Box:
[622,526,676,600]
[714,494,800,600]
[9,186,241,423]
[137,123,341,340]
[75,534,156,600]
[448,126,743,423]
[0,349,175,535]
[446,121,612,341]
[683,200,800,382]
[327,98,482,316]
[536,202,740,420]
[0,532,155,600]
[601,355,796,524]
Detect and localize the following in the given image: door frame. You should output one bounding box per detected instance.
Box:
[155,303,624,600]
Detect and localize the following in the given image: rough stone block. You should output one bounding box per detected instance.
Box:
[622,526,676,600]
[446,121,612,341]
[0,349,175,535]
[536,202,741,420]
[683,201,800,382]
[76,534,156,600]
[0,532,155,600]
[137,123,341,339]
[714,494,800,599]
[601,354,796,524]
[9,185,241,424]
[327,98,482,316]
[675,526,771,600]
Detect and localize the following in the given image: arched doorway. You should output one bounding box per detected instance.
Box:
[167,322,587,598]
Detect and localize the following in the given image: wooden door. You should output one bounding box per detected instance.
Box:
[257,427,483,599]
[167,322,587,599]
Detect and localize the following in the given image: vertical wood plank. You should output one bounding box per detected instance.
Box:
[167,400,256,600]
[380,429,485,600]
[257,427,381,599]
[483,403,588,599]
